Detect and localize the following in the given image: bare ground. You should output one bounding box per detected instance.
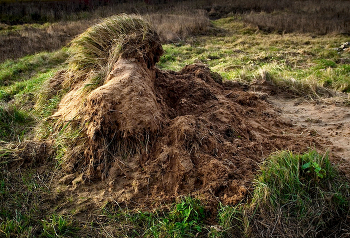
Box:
[269,94,350,179]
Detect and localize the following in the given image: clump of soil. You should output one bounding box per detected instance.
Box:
[49,15,322,206]
[53,61,321,205]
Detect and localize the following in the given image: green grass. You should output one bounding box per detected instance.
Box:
[0,105,33,142]
[2,150,346,237]
[214,203,245,237]
[101,196,207,237]
[0,49,68,88]
[1,188,207,237]
[0,22,51,35]
[0,70,56,104]
[218,150,350,237]
[0,49,68,115]
[0,212,78,238]
[0,158,78,238]
[41,214,79,238]
[0,49,68,141]
[157,16,350,94]
[0,145,79,237]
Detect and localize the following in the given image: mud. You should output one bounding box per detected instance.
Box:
[54,62,325,207]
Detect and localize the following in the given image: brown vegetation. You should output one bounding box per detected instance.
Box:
[1,0,349,62]
[0,11,211,63]
[0,20,95,62]
[244,0,350,34]
[145,11,210,42]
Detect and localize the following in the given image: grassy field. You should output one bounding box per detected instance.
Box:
[159,16,350,96]
[1,0,349,62]
[0,5,350,238]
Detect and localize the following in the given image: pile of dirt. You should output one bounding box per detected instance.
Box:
[49,14,324,206]
[52,61,323,206]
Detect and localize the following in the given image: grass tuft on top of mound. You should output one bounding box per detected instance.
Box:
[66,14,163,89]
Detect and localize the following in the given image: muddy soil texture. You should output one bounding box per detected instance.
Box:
[54,60,325,206]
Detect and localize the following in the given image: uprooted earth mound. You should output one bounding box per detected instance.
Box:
[50,15,321,205]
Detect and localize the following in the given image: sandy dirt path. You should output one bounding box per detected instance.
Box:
[269,95,350,176]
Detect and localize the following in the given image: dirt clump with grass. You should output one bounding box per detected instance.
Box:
[48,15,325,207]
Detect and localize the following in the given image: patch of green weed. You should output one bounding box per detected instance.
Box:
[102,196,207,237]
[41,214,79,238]
[158,196,206,237]
[221,150,350,237]
[214,203,245,238]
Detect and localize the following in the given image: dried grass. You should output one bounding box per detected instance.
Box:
[0,20,95,63]
[2,0,349,63]
[145,11,210,42]
[65,14,162,87]
[245,10,350,35]
[0,10,210,63]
